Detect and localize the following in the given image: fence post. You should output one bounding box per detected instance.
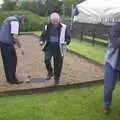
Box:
[92,28,96,46]
[80,26,84,42]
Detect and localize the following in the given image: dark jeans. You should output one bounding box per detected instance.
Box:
[104,62,119,109]
[0,43,17,82]
[44,44,63,80]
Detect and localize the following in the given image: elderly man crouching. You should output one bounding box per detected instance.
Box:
[0,16,26,84]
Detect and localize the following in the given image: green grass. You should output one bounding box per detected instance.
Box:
[34,31,42,36]
[68,39,106,64]
[0,84,120,120]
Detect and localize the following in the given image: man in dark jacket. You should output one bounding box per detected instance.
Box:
[0,16,26,84]
[39,12,71,85]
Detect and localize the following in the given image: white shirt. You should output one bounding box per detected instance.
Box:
[10,21,19,34]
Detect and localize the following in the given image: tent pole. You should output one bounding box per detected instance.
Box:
[70,4,74,30]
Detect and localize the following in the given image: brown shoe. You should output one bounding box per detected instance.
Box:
[103,108,110,114]
[45,72,53,80]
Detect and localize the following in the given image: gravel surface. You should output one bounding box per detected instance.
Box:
[0,35,103,92]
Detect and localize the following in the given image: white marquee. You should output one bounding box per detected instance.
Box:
[74,0,120,24]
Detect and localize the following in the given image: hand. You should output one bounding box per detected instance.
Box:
[64,42,67,45]
[39,41,44,46]
[36,39,44,46]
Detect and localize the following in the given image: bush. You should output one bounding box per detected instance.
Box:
[0,10,46,32]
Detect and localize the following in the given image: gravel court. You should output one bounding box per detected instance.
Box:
[0,35,103,92]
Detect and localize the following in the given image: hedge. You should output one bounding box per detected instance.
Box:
[0,11,47,32]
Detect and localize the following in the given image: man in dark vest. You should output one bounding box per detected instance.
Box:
[39,12,71,85]
[0,16,26,84]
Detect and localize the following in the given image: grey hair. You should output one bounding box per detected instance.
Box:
[50,12,60,21]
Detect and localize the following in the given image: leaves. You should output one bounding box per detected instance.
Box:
[1,0,85,16]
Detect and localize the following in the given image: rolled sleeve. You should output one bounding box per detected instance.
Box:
[11,21,19,34]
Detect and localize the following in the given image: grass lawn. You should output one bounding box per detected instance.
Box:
[0,84,120,120]
[68,39,106,64]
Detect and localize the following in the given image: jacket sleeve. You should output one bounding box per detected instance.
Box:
[109,22,120,48]
[39,25,47,44]
[65,26,71,45]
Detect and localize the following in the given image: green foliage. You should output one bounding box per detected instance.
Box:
[1,0,85,16]
[46,0,63,15]
[17,0,46,16]
[64,0,85,6]
[2,0,17,11]
[0,11,46,32]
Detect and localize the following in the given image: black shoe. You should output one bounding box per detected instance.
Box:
[45,72,53,80]
[9,81,23,84]
[8,79,23,84]
[54,78,59,85]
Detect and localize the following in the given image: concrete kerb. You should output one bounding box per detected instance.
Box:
[0,79,103,96]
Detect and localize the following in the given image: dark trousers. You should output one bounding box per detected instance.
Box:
[44,45,63,80]
[0,43,17,82]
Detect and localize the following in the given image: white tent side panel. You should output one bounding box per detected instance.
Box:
[74,0,120,24]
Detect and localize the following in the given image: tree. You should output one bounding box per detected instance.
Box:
[18,0,46,16]
[2,0,17,11]
[45,0,62,15]
[1,0,85,16]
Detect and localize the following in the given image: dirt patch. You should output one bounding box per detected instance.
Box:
[0,35,103,92]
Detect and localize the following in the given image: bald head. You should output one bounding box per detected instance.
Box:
[50,12,60,25]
